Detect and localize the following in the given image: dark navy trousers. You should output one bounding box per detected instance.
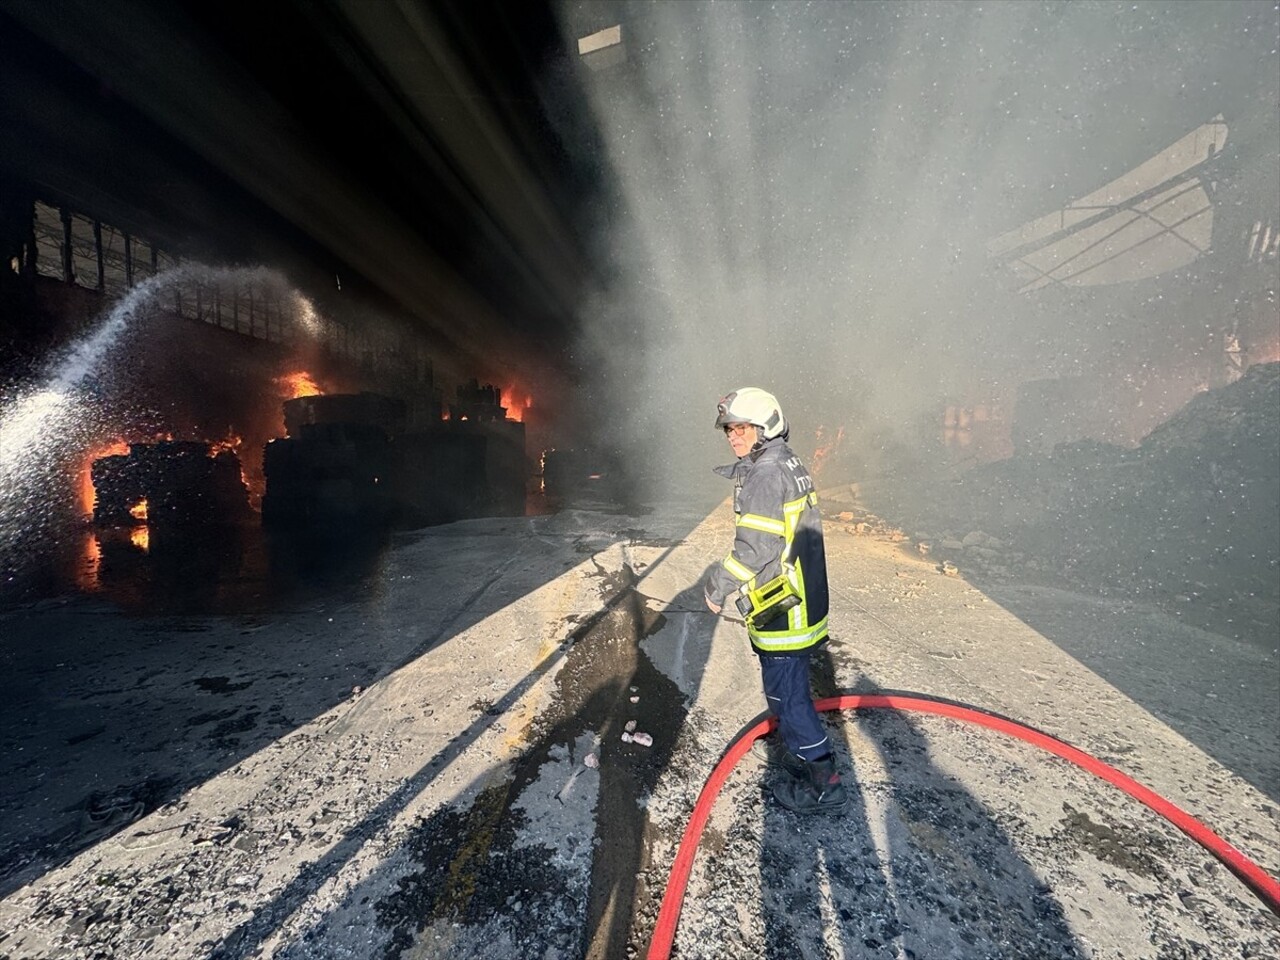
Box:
[758,653,829,761]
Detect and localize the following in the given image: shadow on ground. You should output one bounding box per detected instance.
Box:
[216,566,719,958]
[755,662,1086,959]
[0,498,714,901]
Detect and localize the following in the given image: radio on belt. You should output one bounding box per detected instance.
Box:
[734,572,801,626]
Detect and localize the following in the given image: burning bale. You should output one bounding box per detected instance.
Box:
[450,379,508,422]
[90,454,146,526]
[263,423,395,527]
[263,389,527,529]
[263,393,402,527]
[460,417,526,516]
[282,391,405,439]
[441,381,528,516]
[91,441,253,527]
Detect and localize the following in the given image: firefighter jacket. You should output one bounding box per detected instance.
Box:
[704,437,830,655]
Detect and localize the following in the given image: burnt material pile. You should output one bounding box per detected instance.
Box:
[263,391,526,529]
[263,422,397,526]
[451,379,508,421]
[264,394,401,527]
[283,392,406,439]
[1134,361,1280,595]
[397,419,527,523]
[869,363,1280,635]
[92,442,253,527]
[395,429,488,525]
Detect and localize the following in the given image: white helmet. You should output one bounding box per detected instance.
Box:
[714,387,787,440]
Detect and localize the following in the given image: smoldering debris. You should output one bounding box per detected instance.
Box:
[856,362,1280,636]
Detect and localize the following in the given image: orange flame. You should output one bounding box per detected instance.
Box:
[209,432,256,499]
[502,385,532,423]
[276,371,323,399]
[209,433,242,456]
[78,440,130,516]
[130,526,150,552]
[129,499,148,521]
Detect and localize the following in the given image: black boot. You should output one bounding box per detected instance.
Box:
[750,734,806,778]
[772,755,849,813]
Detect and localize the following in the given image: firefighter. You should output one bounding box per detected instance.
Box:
[703,387,849,813]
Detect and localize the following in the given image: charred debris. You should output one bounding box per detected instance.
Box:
[857,362,1280,638]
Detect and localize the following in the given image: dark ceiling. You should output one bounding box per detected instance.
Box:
[0,0,604,370]
[3,0,1276,385]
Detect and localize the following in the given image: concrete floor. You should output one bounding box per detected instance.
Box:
[0,492,1276,958]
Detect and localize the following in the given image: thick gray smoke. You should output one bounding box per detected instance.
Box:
[552,0,1278,499]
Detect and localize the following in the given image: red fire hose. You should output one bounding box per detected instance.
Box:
[646,692,1280,960]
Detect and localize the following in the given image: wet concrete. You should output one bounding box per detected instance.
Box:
[3,520,397,617]
[368,555,694,960]
[0,494,1275,959]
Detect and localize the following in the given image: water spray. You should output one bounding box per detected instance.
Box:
[0,264,329,581]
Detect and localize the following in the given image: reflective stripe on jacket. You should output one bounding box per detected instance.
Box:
[704,437,830,655]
